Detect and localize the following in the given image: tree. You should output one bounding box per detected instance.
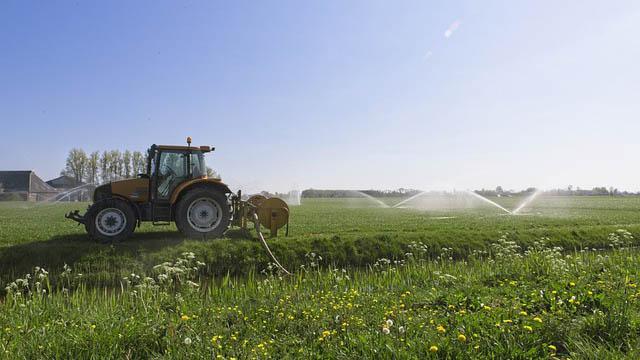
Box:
[87,151,100,184]
[132,151,145,176]
[64,148,88,184]
[592,187,609,195]
[100,151,111,183]
[495,186,504,194]
[123,150,132,178]
[206,167,220,179]
[109,150,122,180]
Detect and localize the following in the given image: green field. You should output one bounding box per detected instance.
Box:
[1,196,639,358]
[1,196,639,285]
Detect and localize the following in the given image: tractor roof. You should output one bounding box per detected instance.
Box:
[155,145,213,152]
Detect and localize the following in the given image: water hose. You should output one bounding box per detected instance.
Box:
[253,213,291,276]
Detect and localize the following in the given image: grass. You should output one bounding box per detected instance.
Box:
[0,196,639,286]
[1,195,640,358]
[1,239,639,358]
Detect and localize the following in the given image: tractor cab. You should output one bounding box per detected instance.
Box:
[135,137,224,225]
[148,145,209,199]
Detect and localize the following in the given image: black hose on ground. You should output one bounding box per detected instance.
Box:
[253,213,291,276]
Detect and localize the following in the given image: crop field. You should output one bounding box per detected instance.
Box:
[1,196,640,358]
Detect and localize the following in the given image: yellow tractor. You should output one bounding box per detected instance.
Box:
[66,138,290,244]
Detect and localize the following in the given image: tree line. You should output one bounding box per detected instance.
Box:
[475,186,636,197]
[62,148,148,185]
[303,187,639,198]
[62,148,219,185]
[302,189,422,198]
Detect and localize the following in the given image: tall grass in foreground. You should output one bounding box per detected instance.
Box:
[1,230,639,359]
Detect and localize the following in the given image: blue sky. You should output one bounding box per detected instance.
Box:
[1,1,639,192]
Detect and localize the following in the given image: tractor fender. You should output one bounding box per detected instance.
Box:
[169,178,232,205]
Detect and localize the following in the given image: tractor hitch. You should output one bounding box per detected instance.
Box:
[65,210,86,225]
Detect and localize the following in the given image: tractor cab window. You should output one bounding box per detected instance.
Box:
[190,152,206,178]
[157,151,188,200]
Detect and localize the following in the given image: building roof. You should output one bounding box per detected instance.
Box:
[46,175,84,189]
[0,171,58,193]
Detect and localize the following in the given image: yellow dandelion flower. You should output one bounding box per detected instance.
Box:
[519,311,528,316]
[457,334,467,342]
[533,317,543,323]
[548,344,557,351]
[181,315,190,321]
[436,325,446,334]
[523,325,533,332]
[429,345,438,353]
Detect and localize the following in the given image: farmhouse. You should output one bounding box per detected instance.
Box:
[0,170,59,201]
[46,175,82,189]
[46,175,92,201]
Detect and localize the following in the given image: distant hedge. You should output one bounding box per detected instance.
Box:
[302,189,421,198]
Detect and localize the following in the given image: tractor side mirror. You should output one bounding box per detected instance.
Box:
[137,174,149,179]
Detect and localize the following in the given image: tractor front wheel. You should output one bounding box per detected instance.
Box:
[175,187,231,239]
[85,198,136,244]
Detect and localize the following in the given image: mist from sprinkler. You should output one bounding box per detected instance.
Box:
[354,191,390,208]
[387,188,544,215]
[512,189,543,215]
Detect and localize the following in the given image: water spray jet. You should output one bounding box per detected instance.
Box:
[392,191,428,208]
[464,190,513,215]
[354,191,390,208]
[512,189,543,215]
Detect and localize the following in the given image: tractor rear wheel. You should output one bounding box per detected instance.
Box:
[85,198,136,244]
[175,187,230,239]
